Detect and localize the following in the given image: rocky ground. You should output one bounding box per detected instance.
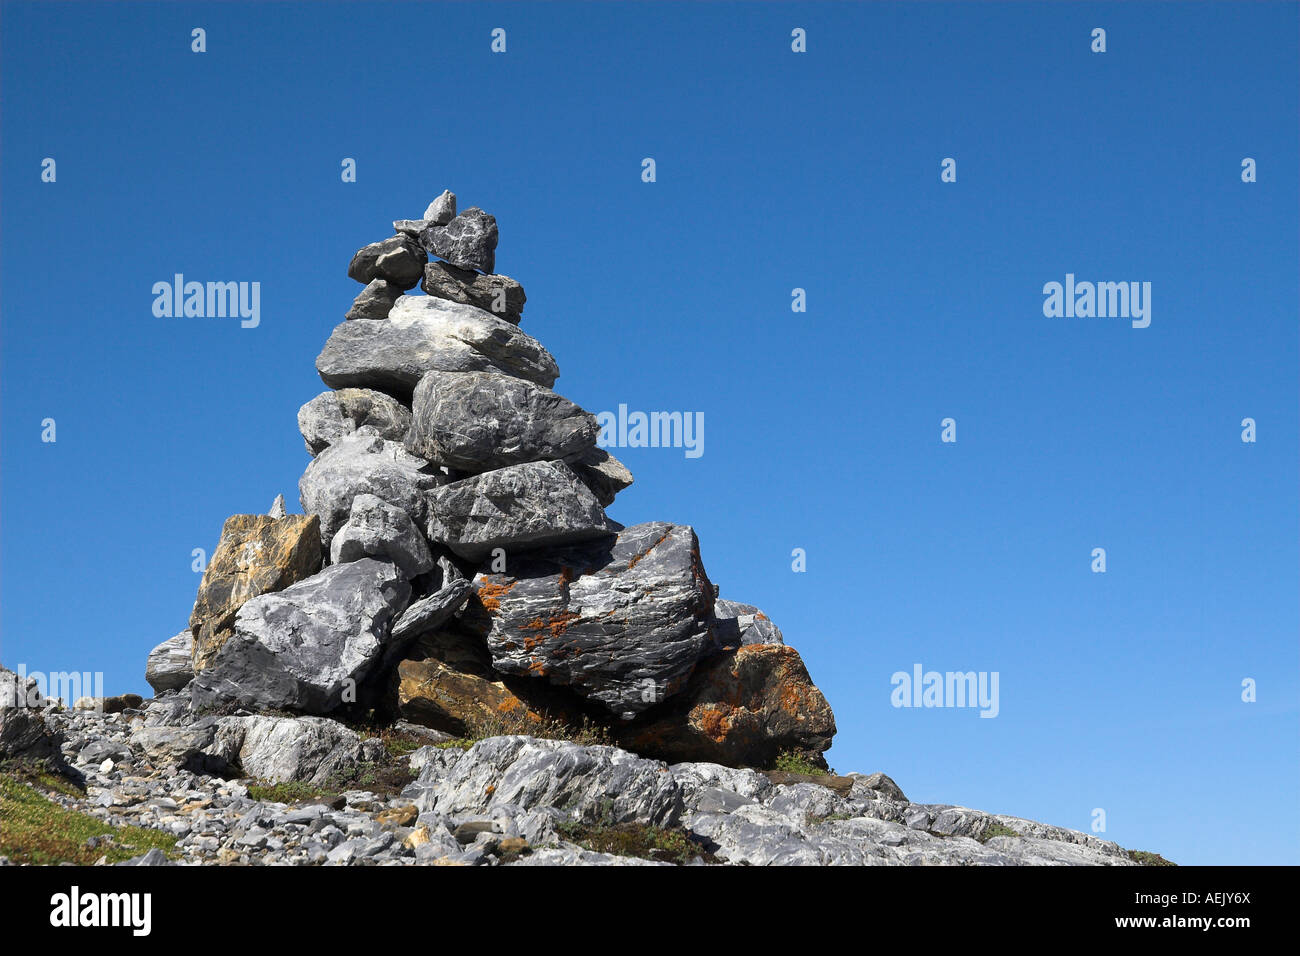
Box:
[0,687,1160,867]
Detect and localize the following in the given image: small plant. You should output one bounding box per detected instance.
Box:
[556,819,717,865]
[247,780,333,804]
[1128,849,1176,866]
[977,823,1022,843]
[771,750,828,776]
[444,710,613,749]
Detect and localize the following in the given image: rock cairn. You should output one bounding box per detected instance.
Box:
[148,190,837,770]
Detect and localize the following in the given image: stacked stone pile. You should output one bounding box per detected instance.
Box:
[144,189,835,769]
[0,192,1165,867]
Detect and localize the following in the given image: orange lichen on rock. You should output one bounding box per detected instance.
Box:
[476,579,517,613]
[520,611,581,642]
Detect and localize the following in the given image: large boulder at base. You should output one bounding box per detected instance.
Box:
[298,430,443,547]
[297,388,412,457]
[315,296,559,400]
[0,666,63,762]
[345,278,403,321]
[397,658,535,736]
[189,559,411,714]
[145,631,195,693]
[403,736,683,828]
[405,370,597,472]
[212,715,383,786]
[423,460,618,561]
[419,206,498,274]
[347,235,427,290]
[461,522,717,719]
[421,261,525,324]
[330,493,434,580]
[565,446,634,506]
[616,643,836,769]
[394,625,585,735]
[189,514,323,672]
[711,599,785,648]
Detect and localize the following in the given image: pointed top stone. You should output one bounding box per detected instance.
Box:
[269,494,288,519]
[423,190,457,227]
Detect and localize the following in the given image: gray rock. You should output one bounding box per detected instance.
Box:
[405,736,683,829]
[268,494,288,519]
[129,723,219,769]
[851,772,907,802]
[297,388,413,458]
[564,446,634,507]
[711,599,784,647]
[347,236,427,290]
[424,190,457,226]
[421,261,525,324]
[462,522,714,719]
[0,666,63,761]
[298,430,443,546]
[424,459,617,562]
[393,220,426,239]
[405,370,597,472]
[145,632,195,693]
[345,278,403,321]
[315,296,559,399]
[420,206,497,274]
[116,848,172,866]
[330,494,434,579]
[189,559,411,714]
[390,579,473,643]
[214,715,373,786]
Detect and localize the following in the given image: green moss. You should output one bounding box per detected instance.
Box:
[1128,849,1176,866]
[772,750,828,776]
[556,820,717,865]
[977,822,1022,843]
[0,773,177,865]
[246,780,334,804]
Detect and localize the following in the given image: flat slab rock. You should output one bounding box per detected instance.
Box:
[461,521,717,719]
[423,459,618,562]
[315,295,558,400]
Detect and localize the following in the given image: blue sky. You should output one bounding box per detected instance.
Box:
[2,1,1296,865]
